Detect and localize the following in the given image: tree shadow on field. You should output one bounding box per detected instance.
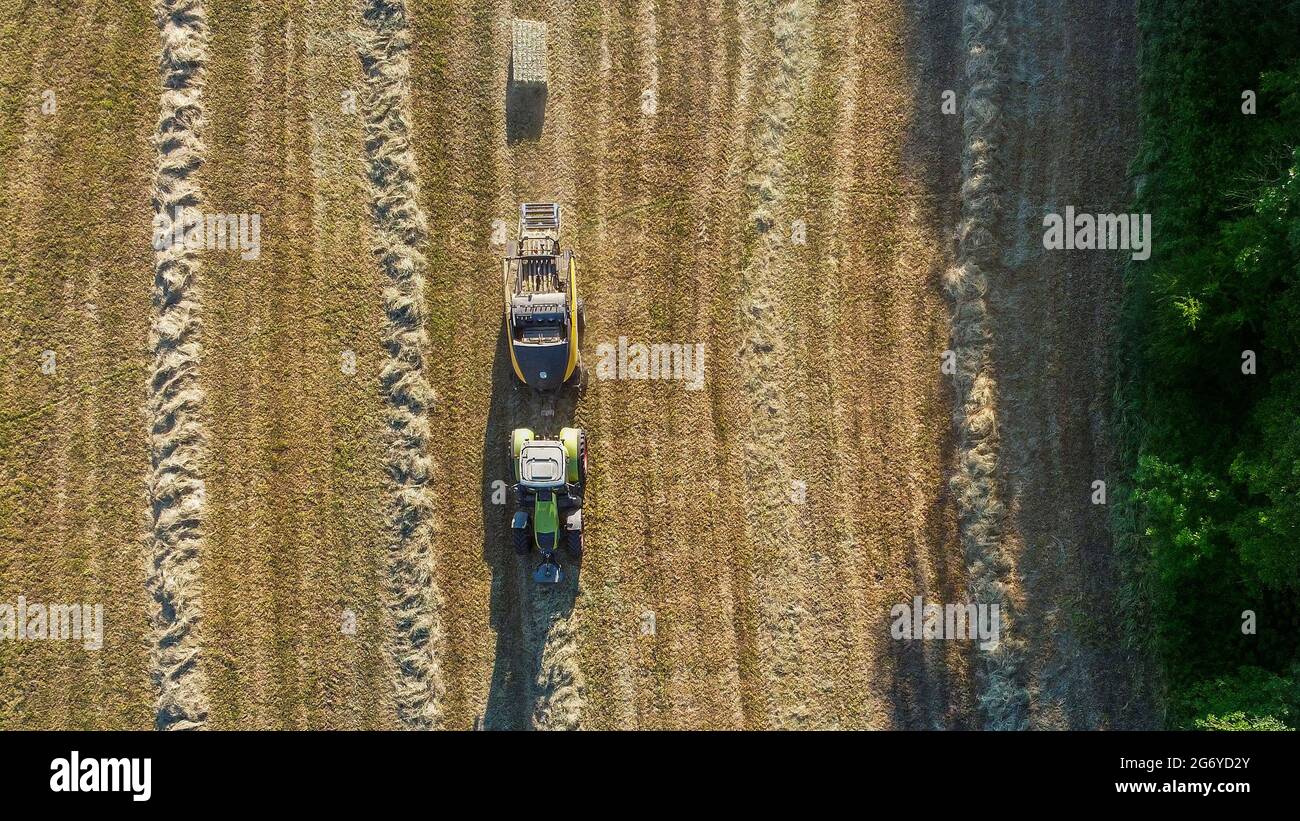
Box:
[482,327,581,729]
[874,0,981,730]
[887,435,977,730]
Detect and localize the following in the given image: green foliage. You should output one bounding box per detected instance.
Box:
[1176,665,1299,730]
[1194,712,1291,731]
[1123,0,1300,727]
[1133,455,1228,565]
[1228,378,1300,589]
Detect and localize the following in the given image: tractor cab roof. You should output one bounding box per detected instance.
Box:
[518,441,568,488]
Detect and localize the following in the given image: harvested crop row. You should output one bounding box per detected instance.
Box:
[733,0,817,729]
[506,0,586,731]
[527,562,582,730]
[571,0,727,728]
[0,0,160,730]
[418,0,593,731]
[566,0,656,728]
[358,0,446,730]
[616,0,751,728]
[146,0,213,732]
[945,0,1026,730]
[411,0,516,730]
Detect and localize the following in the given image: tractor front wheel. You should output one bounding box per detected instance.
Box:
[513,526,530,556]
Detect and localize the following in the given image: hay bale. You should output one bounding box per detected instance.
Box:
[511,19,548,86]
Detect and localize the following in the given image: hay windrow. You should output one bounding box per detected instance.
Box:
[358,0,446,730]
[736,0,815,729]
[528,579,584,730]
[945,0,1027,731]
[146,0,212,732]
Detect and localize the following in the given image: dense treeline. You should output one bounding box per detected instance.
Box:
[1121,0,1300,728]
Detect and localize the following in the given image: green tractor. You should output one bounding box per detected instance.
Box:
[510,426,586,583]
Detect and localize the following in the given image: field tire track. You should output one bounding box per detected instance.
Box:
[946,0,1027,731]
[146,0,212,732]
[358,0,446,730]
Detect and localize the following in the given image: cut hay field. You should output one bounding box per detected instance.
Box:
[0,0,1152,729]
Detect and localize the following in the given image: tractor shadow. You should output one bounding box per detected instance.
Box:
[482,327,581,729]
[505,68,547,144]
